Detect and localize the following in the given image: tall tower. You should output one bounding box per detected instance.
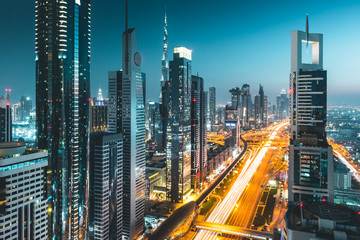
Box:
[0,90,12,143]
[166,47,192,203]
[35,0,91,239]
[209,87,216,131]
[121,1,146,238]
[240,84,251,129]
[288,16,334,204]
[160,10,168,100]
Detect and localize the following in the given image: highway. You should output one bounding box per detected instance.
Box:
[193,122,288,240]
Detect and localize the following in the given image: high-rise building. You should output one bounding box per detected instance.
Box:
[229,87,241,109]
[254,84,267,127]
[108,71,123,134]
[276,89,289,121]
[240,84,251,129]
[264,95,268,126]
[160,11,168,100]
[35,0,91,238]
[0,90,12,143]
[191,75,208,188]
[90,89,108,133]
[0,142,48,239]
[166,47,192,203]
[121,2,146,237]
[148,101,163,150]
[89,133,123,240]
[288,17,334,204]
[19,96,32,121]
[209,87,216,131]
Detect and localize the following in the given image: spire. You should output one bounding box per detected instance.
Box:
[306,14,309,51]
[125,0,129,74]
[160,7,169,100]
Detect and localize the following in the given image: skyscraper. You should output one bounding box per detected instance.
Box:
[160,10,168,100]
[19,96,32,121]
[254,84,267,127]
[35,0,91,238]
[0,90,12,143]
[89,133,123,240]
[276,89,289,121]
[0,142,48,240]
[108,71,123,134]
[121,1,146,237]
[90,89,108,133]
[288,19,334,204]
[192,75,208,188]
[229,87,241,109]
[166,47,192,203]
[240,84,251,129]
[209,87,216,131]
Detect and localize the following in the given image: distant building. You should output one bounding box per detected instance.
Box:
[334,160,352,190]
[229,87,241,109]
[209,87,216,131]
[89,133,123,240]
[240,84,251,129]
[254,85,267,127]
[19,96,32,121]
[166,47,192,203]
[108,71,123,134]
[90,89,108,133]
[0,142,48,239]
[0,90,12,143]
[276,89,289,121]
[146,153,166,200]
[148,101,163,150]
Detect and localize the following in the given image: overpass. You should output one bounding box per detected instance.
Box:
[194,221,274,240]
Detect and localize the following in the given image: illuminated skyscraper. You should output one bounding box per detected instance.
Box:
[35,0,91,238]
[166,47,192,203]
[240,84,251,129]
[121,1,146,238]
[108,71,123,134]
[288,18,334,204]
[0,90,12,143]
[191,75,208,188]
[209,87,216,131]
[160,10,168,100]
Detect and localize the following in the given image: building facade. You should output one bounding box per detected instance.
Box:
[89,133,123,240]
[35,1,91,238]
[121,24,146,238]
[0,91,12,143]
[288,24,334,204]
[0,142,48,240]
[166,47,192,203]
[209,87,216,131]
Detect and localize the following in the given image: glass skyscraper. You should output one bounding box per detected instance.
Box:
[166,47,192,203]
[35,0,91,239]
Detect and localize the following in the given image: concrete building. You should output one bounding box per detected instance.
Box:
[89,133,123,240]
[0,142,48,240]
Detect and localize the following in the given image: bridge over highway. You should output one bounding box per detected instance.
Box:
[193,221,274,240]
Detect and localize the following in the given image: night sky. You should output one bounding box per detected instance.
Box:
[1,0,360,106]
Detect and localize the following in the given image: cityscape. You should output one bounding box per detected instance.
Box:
[1,1,360,240]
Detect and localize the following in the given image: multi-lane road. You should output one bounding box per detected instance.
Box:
[192,122,288,240]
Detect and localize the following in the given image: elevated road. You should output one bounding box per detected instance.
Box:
[194,221,274,240]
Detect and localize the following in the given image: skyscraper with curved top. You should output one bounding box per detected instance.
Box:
[35,0,91,239]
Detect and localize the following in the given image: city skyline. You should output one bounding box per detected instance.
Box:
[1,0,360,106]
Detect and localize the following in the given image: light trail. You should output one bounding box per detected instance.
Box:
[194,122,288,240]
[334,150,360,183]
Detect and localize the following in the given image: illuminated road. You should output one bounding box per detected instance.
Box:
[193,122,288,240]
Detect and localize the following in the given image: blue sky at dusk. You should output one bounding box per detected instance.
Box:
[1,0,360,106]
